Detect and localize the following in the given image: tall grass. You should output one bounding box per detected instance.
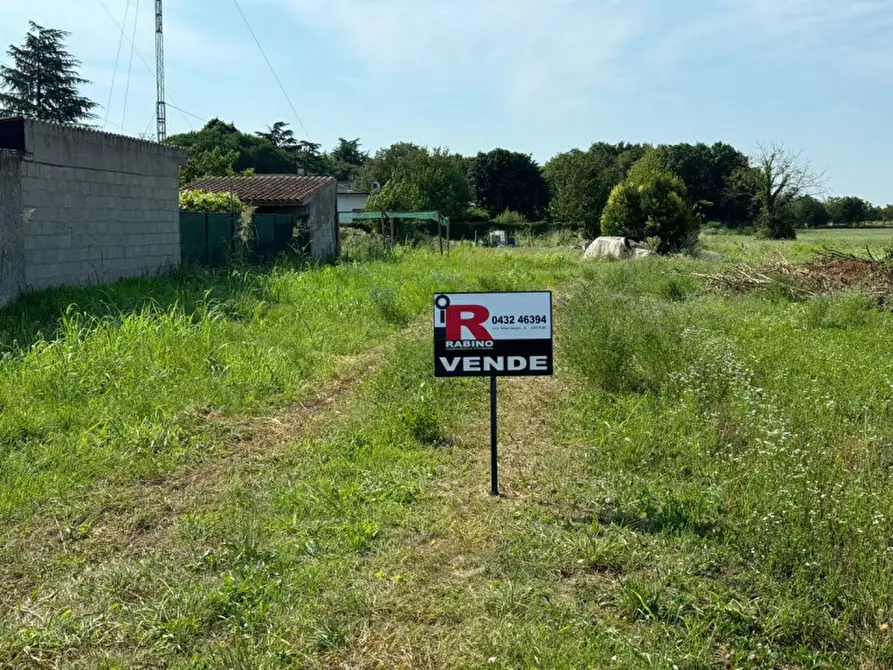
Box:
[7,239,893,666]
[0,248,578,522]
[558,258,893,666]
[0,332,481,667]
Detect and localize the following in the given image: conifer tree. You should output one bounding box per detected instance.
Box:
[0,22,97,123]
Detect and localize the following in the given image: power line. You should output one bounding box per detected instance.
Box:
[167,102,195,131]
[231,0,311,140]
[122,0,141,130]
[102,115,148,136]
[175,108,194,131]
[166,102,205,124]
[104,0,131,129]
[96,0,207,137]
[101,110,159,139]
[99,0,301,138]
[141,109,157,138]
[97,0,154,77]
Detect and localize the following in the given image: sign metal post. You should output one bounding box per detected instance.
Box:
[490,374,498,496]
[434,291,553,496]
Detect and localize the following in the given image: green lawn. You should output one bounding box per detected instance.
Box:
[2,238,893,668]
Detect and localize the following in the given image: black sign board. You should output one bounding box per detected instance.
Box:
[433,292,553,378]
[433,291,554,496]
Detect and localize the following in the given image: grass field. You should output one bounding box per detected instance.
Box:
[704,227,893,261]
[2,233,893,668]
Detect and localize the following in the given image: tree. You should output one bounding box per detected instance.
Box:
[613,142,649,179]
[355,142,428,192]
[543,142,647,238]
[543,149,603,237]
[170,119,322,185]
[328,137,367,181]
[330,137,366,167]
[293,140,330,176]
[750,144,824,239]
[256,121,297,150]
[0,22,96,122]
[364,146,471,219]
[365,180,424,212]
[179,146,242,186]
[825,196,871,225]
[655,142,752,225]
[601,150,698,253]
[792,195,830,228]
[470,149,550,220]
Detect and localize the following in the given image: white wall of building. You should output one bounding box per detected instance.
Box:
[338,192,368,213]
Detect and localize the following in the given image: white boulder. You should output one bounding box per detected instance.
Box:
[583,237,643,261]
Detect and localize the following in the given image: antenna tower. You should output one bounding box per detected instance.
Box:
[155,0,167,142]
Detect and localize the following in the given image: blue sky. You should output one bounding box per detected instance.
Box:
[1,0,891,203]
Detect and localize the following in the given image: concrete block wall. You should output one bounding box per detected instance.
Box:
[15,120,186,291]
[0,118,186,303]
[308,181,339,260]
[0,150,25,306]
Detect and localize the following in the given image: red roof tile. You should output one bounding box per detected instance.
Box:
[184,174,334,205]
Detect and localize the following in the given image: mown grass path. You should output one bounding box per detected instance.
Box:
[333,373,577,669]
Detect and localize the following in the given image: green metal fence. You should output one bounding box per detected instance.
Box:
[180,212,308,266]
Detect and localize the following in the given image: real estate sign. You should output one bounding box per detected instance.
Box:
[433,292,553,378]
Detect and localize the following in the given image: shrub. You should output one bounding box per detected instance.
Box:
[601,183,642,236]
[601,151,699,254]
[466,207,490,222]
[756,207,796,240]
[179,189,244,214]
[492,209,529,226]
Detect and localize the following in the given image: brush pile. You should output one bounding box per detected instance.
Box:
[691,248,893,303]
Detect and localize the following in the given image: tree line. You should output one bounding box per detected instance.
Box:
[168,119,893,243]
[2,22,890,247]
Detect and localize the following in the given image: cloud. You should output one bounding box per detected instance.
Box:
[269,0,647,105]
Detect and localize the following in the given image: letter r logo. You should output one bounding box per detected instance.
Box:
[446,304,493,341]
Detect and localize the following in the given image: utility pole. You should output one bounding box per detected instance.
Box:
[155,0,167,142]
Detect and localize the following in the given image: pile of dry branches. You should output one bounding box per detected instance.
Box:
[691,249,893,303]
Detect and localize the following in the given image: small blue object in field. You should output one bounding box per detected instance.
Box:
[508,238,516,247]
